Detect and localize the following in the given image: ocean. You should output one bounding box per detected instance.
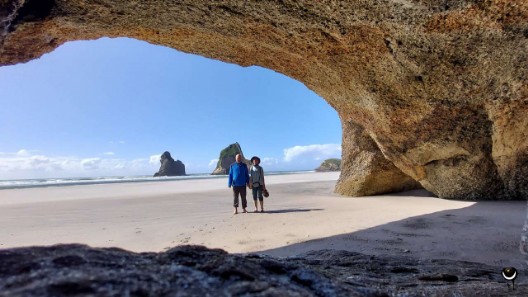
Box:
[0,171,314,190]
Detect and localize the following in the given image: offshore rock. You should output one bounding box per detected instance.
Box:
[153,151,185,177]
[211,142,250,175]
[0,244,526,297]
[0,0,527,199]
[315,158,341,172]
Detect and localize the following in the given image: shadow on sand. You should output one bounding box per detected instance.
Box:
[259,191,527,271]
[260,208,324,214]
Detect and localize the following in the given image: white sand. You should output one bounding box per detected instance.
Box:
[0,171,526,268]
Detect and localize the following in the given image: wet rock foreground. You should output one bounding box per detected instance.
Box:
[0,244,526,296]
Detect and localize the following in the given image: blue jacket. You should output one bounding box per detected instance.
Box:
[228,162,249,187]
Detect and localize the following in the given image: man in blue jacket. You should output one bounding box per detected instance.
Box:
[228,153,250,214]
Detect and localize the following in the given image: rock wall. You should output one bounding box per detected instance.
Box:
[1,0,527,199]
[336,118,422,196]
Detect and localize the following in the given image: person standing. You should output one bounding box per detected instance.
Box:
[249,156,266,213]
[228,153,250,214]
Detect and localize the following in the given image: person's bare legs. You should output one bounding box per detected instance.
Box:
[260,200,264,212]
[253,200,259,212]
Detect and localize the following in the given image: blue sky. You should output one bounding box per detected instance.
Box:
[0,37,341,179]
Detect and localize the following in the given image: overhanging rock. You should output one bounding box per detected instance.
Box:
[1,0,526,199]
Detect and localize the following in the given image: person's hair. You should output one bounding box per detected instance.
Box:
[250,156,261,164]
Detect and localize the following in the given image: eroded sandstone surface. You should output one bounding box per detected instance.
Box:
[1,0,527,199]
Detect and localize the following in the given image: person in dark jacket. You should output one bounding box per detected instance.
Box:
[228,154,250,214]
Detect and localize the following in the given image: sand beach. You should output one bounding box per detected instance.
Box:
[0,171,526,269]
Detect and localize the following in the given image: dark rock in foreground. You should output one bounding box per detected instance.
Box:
[153,151,186,177]
[0,244,526,296]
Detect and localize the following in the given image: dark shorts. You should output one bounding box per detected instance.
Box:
[252,186,263,201]
[233,186,247,208]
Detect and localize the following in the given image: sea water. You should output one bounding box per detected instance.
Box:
[0,171,313,190]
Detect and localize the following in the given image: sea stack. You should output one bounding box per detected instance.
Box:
[153,151,186,177]
[211,142,250,175]
[315,159,341,172]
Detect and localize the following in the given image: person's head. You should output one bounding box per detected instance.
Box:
[235,154,242,163]
[251,156,261,165]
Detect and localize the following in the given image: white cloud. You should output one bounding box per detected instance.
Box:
[208,159,219,168]
[283,144,341,162]
[149,154,161,165]
[16,149,32,156]
[15,149,38,157]
[0,150,160,179]
[103,152,115,156]
[0,152,70,174]
[261,157,279,166]
[81,158,101,170]
[113,162,125,169]
[131,158,151,169]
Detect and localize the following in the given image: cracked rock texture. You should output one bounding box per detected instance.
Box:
[0,0,527,200]
[0,244,526,297]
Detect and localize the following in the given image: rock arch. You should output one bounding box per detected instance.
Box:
[1,0,527,199]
